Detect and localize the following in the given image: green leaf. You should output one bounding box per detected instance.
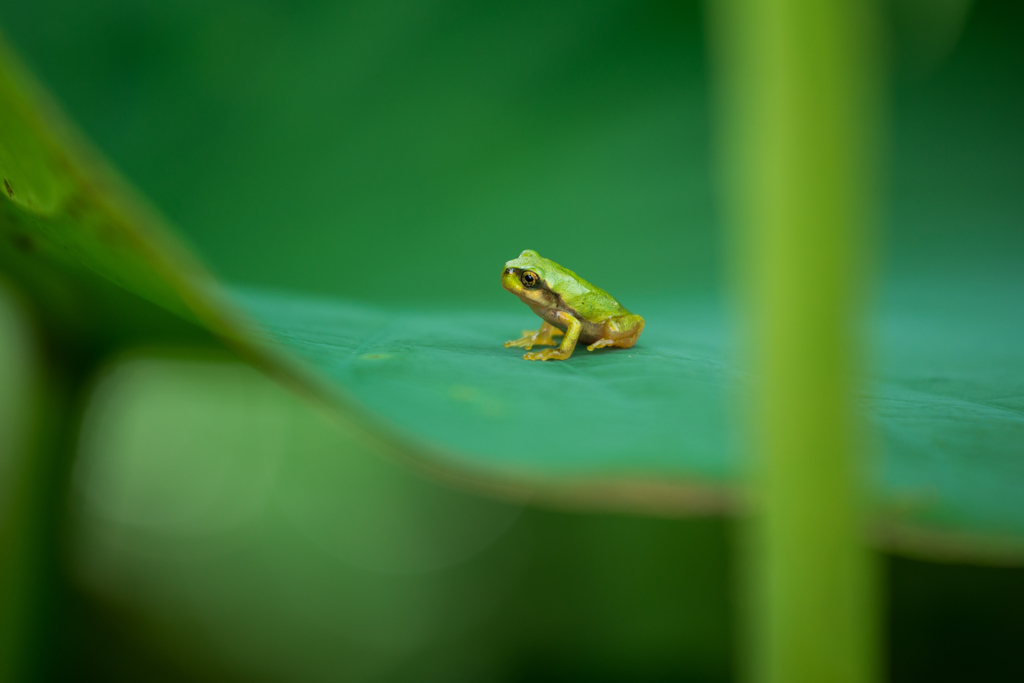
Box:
[229,276,1024,562]
[232,290,739,502]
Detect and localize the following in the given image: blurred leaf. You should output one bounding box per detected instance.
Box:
[0,35,229,353]
[69,353,732,683]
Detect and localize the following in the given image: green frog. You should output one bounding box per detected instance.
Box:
[501,250,645,361]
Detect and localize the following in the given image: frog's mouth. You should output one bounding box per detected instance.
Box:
[501,267,521,295]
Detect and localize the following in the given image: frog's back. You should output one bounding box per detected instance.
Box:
[544,264,631,322]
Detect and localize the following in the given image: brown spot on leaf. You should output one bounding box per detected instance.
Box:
[2,179,12,197]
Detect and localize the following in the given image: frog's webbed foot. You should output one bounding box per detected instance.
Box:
[523,347,572,361]
[504,322,563,350]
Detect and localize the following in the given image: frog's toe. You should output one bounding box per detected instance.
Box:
[586,338,616,352]
[523,348,569,361]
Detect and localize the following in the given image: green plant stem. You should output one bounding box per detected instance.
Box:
[711,1,882,682]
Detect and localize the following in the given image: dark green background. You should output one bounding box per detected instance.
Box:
[0,0,718,308]
[1,1,1022,308]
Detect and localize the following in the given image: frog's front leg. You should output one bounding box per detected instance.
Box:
[504,321,563,350]
[523,312,580,361]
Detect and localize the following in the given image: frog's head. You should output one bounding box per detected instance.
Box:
[501,249,560,309]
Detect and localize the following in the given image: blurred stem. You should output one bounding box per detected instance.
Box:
[711,1,882,683]
[0,282,91,683]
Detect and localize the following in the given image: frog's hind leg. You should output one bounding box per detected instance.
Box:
[586,315,645,352]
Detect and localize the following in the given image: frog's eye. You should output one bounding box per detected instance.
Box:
[521,271,540,288]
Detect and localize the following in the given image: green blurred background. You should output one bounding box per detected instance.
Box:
[0,0,720,308]
[1,0,1023,681]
